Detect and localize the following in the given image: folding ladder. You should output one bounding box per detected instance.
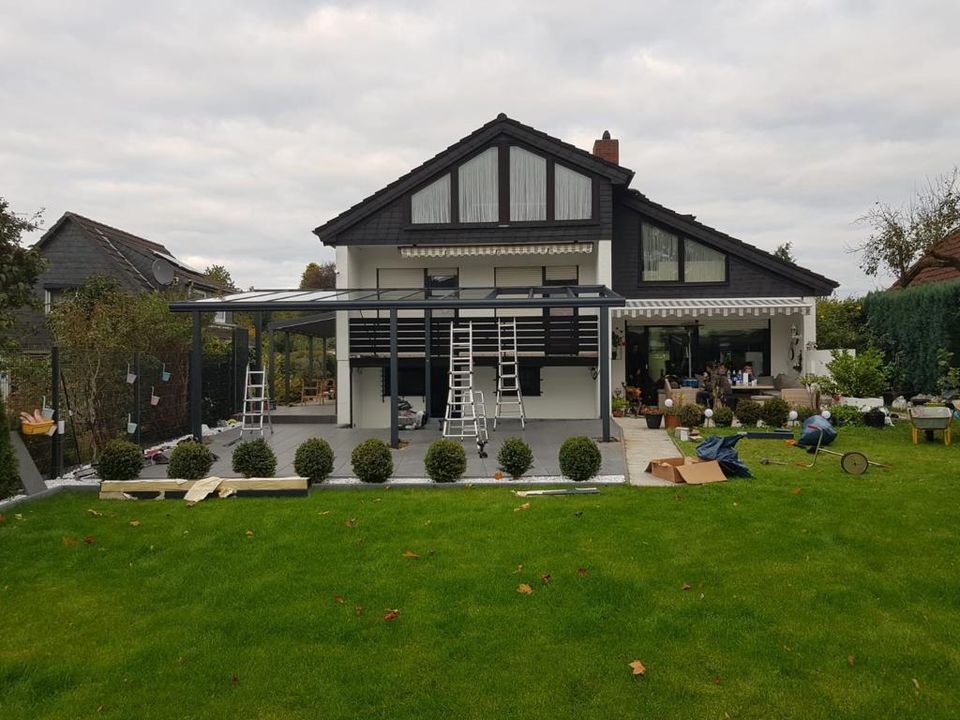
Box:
[240,365,273,438]
[494,317,526,429]
[442,321,488,456]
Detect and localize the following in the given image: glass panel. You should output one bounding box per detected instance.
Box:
[544,265,578,284]
[641,224,679,281]
[698,323,769,376]
[554,165,592,220]
[426,268,458,289]
[509,147,546,221]
[684,238,726,282]
[458,147,499,223]
[411,175,451,224]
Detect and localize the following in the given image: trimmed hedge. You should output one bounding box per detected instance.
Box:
[98,439,143,481]
[232,438,277,478]
[734,399,762,427]
[294,437,335,483]
[760,398,791,428]
[424,439,467,483]
[498,437,534,479]
[676,404,704,428]
[712,406,734,427]
[351,439,393,483]
[168,441,214,480]
[0,396,21,499]
[558,436,601,482]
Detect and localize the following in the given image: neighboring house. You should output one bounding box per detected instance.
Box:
[890,226,960,289]
[15,212,229,350]
[313,114,838,428]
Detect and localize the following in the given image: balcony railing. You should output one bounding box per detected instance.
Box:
[349,316,598,358]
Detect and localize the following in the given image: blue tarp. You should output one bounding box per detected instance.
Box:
[796,415,837,447]
[696,433,752,477]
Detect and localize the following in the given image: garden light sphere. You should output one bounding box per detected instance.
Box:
[704,408,714,418]
[788,410,798,421]
[821,410,831,420]
[664,398,674,408]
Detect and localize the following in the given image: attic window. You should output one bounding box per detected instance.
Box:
[640,222,727,283]
[554,165,592,220]
[411,175,451,224]
[509,147,546,221]
[458,147,499,223]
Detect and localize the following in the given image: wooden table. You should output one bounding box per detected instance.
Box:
[730,385,776,393]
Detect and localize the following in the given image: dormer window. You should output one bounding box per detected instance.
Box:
[458,147,499,223]
[509,146,546,221]
[411,175,451,224]
[555,165,592,220]
[640,222,727,283]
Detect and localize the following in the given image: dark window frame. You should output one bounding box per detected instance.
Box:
[638,221,730,287]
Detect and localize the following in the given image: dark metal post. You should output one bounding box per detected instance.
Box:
[322,337,328,377]
[390,309,399,449]
[50,345,62,478]
[283,331,291,405]
[134,350,142,446]
[308,336,314,378]
[254,312,263,369]
[267,329,275,404]
[190,311,202,441]
[423,309,432,421]
[599,307,611,442]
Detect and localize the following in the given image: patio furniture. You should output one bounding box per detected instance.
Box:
[301,379,321,404]
[320,379,336,404]
[908,406,952,445]
[780,388,813,408]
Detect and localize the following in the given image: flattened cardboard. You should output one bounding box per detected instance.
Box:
[644,456,726,484]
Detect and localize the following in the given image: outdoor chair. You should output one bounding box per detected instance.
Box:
[908,405,952,445]
[321,379,336,404]
[780,388,813,408]
[301,379,321,404]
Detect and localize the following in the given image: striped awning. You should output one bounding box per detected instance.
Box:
[399,242,593,258]
[612,297,813,319]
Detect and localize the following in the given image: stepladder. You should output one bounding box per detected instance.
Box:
[442,321,488,456]
[240,365,273,438]
[494,317,525,429]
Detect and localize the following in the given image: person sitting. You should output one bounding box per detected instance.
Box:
[696,362,716,407]
[716,363,737,410]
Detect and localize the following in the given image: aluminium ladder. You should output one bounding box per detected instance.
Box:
[240,365,273,438]
[441,321,488,456]
[494,317,526,429]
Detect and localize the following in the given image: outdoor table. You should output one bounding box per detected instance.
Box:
[730,384,776,393]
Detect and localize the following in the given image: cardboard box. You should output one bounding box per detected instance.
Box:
[644,456,727,484]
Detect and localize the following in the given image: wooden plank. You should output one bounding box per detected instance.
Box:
[100,476,308,496]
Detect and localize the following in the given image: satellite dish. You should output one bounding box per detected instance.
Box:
[152,258,175,286]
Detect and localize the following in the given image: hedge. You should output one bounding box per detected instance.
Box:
[0,396,21,499]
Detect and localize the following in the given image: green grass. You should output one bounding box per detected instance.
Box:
[1,422,959,719]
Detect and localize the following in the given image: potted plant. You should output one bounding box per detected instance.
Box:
[611,390,628,418]
[641,405,663,429]
[664,401,680,429]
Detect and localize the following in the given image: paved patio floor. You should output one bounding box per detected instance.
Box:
[139,419,626,481]
[615,417,680,487]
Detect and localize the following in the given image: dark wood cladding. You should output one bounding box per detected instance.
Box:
[349,316,599,357]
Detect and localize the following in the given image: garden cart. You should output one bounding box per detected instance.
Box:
[785,430,888,474]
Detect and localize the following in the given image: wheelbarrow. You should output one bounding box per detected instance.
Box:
[783,429,888,474]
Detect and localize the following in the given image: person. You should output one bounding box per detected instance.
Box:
[716,362,737,410]
[742,363,755,383]
[696,362,716,407]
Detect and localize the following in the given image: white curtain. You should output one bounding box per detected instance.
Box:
[459,147,499,223]
[684,238,726,282]
[411,175,451,224]
[642,224,679,281]
[554,165,592,220]
[510,147,546,221]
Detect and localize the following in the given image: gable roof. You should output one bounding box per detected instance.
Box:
[313,113,635,243]
[891,226,960,289]
[36,212,223,292]
[620,189,839,295]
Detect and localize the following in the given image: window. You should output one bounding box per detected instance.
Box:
[554,165,592,220]
[411,175,451,224]
[509,147,546,221]
[640,223,727,283]
[494,266,542,288]
[381,366,426,397]
[543,265,578,285]
[458,147,499,222]
[426,268,458,290]
[43,288,67,314]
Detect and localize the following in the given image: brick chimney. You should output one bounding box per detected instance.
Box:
[592,130,619,165]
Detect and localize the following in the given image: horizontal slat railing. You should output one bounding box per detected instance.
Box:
[349,316,599,357]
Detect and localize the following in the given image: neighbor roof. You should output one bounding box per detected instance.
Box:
[891,226,960,289]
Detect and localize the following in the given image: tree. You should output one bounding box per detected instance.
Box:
[0,197,45,329]
[204,264,235,291]
[773,242,796,264]
[854,167,960,287]
[299,261,336,289]
[816,297,867,351]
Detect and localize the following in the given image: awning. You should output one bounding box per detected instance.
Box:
[612,297,813,319]
[399,242,593,258]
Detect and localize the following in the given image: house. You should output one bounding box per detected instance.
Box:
[309,114,838,429]
[890,226,960,288]
[15,212,228,350]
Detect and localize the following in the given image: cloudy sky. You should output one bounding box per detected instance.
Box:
[2,0,958,294]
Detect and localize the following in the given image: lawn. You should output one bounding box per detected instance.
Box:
[1,422,959,719]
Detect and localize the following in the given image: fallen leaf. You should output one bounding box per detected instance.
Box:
[541,574,552,585]
[177,656,186,665]
[574,511,583,518]
[129,520,141,527]
[373,497,382,503]
[847,654,855,666]
[790,487,802,495]
[402,550,420,560]
[83,535,95,545]
[494,471,504,480]
[245,529,254,538]
[14,513,24,520]
[354,605,363,617]
[87,509,102,517]
[712,675,721,685]
[0,514,5,523]
[517,583,533,595]
[384,608,400,621]
[424,519,432,526]
[356,537,365,544]
[63,536,76,546]
[334,594,345,604]
[576,567,588,577]
[319,510,330,516]
[629,660,646,676]
[97,704,106,712]
[231,673,239,686]
[344,518,357,528]
[912,678,920,695]
[513,564,524,574]
[514,502,531,512]
[682,583,691,591]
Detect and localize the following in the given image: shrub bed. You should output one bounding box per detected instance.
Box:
[424,439,467,483]
[734,399,762,427]
[712,406,734,427]
[351,439,393,483]
[760,398,791,428]
[168,441,214,480]
[677,404,704,428]
[232,438,277,478]
[558,436,601,482]
[497,437,534,479]
[294,437,335,483]
[98,439,143,481]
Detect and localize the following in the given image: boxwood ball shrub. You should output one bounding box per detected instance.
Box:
[232,438,277,478]
[497,436,534,479]
[676,403,704,428]
[558,436,602,482]
[294,437,335,483]
[712,406,734,427]
[168,441,215,480]
[98,439,144,481]
[424,439,467,483]
[351,438,393,483]
[760,397,791,428]
[734,399,762,427]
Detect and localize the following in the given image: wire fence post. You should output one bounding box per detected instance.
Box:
[134,350,142,446]
[51,345,63,478]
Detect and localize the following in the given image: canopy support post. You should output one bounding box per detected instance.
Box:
[191,311,202,441]
[600,307,611,442]
[390,308,399,449]
[424,309,432,421]
[283,331,291,405]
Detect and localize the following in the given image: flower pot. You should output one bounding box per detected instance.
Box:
[644,414,663,429]
[665,414,679,429]
[613,409,625,418]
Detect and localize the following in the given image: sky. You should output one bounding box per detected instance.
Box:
[1,0,958,295]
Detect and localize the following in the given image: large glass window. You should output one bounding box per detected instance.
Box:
[509,147,546,221]
[458,147,499,223]
[641,225,679,281]
[554,165,592,220]
[684,238,726,282]
[411,175,451,224]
